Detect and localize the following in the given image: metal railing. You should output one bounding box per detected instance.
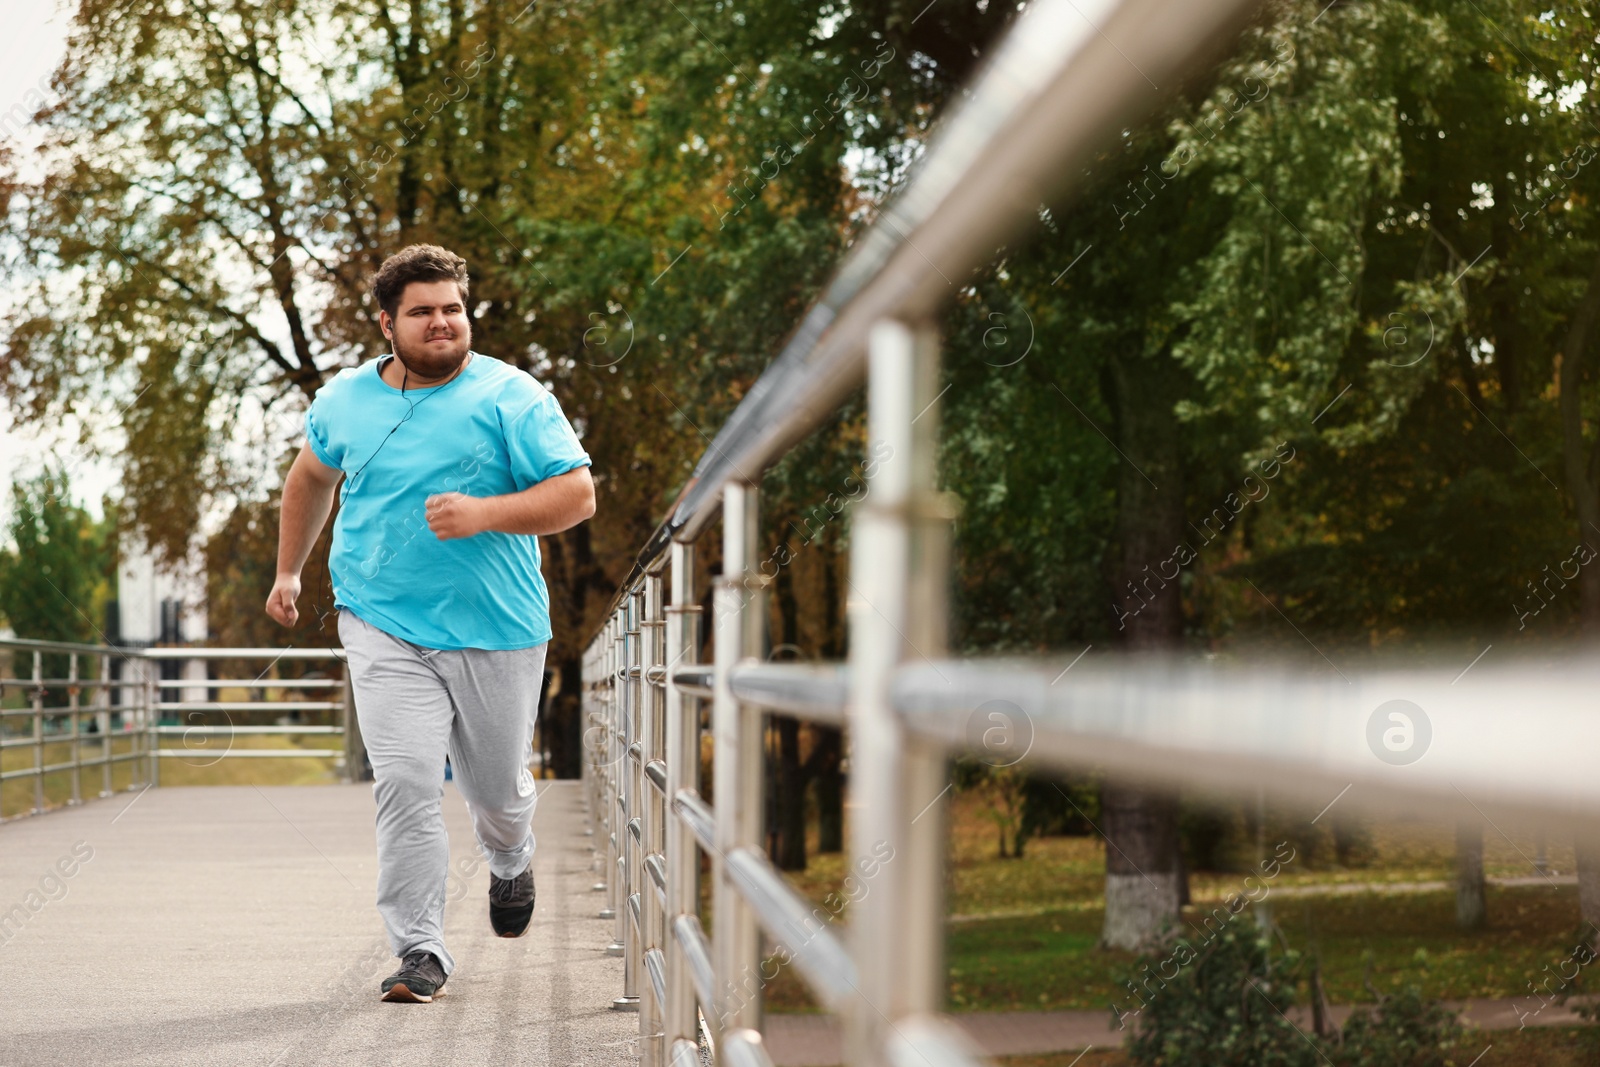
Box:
[581,0,1281,1064]
[582,0,1600,1064]
[0,636,362,821]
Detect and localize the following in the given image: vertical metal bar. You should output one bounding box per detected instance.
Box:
[615,592,643,1012]
[586,636,607,900]
[713,481,763,1035]
[99,652,113,798]
[606,613,626,945]
[845,320,952,1066]
[595,620,611,902]
[69,652,82,805]
[32,649,44,814]
[665,541,701,1051]
[640,571,665,1063]
[147,659,160,789]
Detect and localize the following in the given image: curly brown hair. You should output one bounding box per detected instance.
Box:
[371,244,470,318]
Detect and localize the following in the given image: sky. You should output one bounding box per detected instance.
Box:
[0,3,114,523]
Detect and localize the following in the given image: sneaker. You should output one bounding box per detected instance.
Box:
[489,865,536,937]
[381,950,447,1003]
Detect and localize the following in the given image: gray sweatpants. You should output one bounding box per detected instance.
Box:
[338,609,548,976]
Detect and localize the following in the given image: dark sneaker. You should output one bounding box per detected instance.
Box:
[381,950,447,1003]
[489,865,536,937]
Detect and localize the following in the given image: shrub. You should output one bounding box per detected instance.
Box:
[1123,923,1461,1067]
[1338,986,1461,1067]
[1123,924,1318,1067]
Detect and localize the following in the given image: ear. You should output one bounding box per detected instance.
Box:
[378,310,393,340]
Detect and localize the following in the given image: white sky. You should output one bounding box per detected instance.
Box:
[0,2,109,522]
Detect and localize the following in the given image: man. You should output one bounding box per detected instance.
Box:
[265,244,595,1003]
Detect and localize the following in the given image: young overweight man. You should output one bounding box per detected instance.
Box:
[265,244,596,1003]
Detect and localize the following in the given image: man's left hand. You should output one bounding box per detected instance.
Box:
[426,493,485,540]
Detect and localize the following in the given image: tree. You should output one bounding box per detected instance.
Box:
[1,0,715,773]
[0,471,114,679]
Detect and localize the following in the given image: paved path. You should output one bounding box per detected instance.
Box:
[763,998,1596,1066]
[0,780,633,1067]
[949,874,1581,924]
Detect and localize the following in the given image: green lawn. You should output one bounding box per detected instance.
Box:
[1,730,341,818]
[766,789,1594,1017]
[997,1026,1600,1066]
[935,883,1585,1012]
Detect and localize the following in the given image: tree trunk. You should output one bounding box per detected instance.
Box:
[813,547,845,853]
[1101,782,1182,949]
[550,656,583,778]
[811,728,844,853]
[1455,819,1487,929]
[774,718,807,870]
[1577,837,1600,951]
[1100,351,1187,950]
[769,559,808,870]
[538,519,602,780]
[1557,251,1600,636]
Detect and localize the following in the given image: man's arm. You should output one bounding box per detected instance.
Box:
[425,466,596,540]
[265,444,344,626]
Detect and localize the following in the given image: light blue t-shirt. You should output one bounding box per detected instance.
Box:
[304,352,591,650]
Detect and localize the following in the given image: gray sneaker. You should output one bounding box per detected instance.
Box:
[489,865,536,937]
[381,950,447,1003]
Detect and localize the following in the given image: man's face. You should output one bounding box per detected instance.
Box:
[380,280,472,379]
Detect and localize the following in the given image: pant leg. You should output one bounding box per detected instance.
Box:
[437,642,548,880]
[338,609,459,975]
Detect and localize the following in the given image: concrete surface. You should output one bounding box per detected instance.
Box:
[0,780,634,1067]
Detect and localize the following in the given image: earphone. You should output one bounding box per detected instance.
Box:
[346,353,470,492]
[311,350,470,632]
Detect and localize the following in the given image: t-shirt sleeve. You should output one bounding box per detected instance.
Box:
[305,393,342,470]
[506,389,592,489]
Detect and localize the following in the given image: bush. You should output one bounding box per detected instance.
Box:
[1123,922,1460,1067]
[1338,987,1461,1067]
[1124,923,1317,1067]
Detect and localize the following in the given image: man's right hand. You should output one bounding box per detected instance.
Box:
[265,573,303,627]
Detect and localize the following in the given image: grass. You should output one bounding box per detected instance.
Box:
[936,884,1586,1012]
[993,1025,1600,1066]
[764,788,1597,1017]
[1,729,342,819]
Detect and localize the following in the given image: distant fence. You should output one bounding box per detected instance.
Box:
[0,636,363,821]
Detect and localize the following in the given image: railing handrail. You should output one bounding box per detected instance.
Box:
[0,636,344,660]
[598,0,1263,638]
[0,636,365,820]
[0,635,133,656]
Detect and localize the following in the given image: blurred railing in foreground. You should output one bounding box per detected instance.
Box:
[0,636,362,821]
[580,0,1600,1065]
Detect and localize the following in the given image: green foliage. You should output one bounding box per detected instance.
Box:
[0,471,114,676]
[1125,923,1462,1067]
[1125,924,1315,1067]
[1338,986,1462,1067]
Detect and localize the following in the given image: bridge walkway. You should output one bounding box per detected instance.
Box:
[0,780,635,1067]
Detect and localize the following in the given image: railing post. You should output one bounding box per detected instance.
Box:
[640,570,666,1064]
[845,319,953,1065]
[664,541,701,1057]
[31,650,44,814]
[69,652,82,806]
[585,637,609,901]
[605,612,625,944]
[146,658,160,789]
[615,592,643,1012]
[98,652,113,798]
[713,481,764,1035]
